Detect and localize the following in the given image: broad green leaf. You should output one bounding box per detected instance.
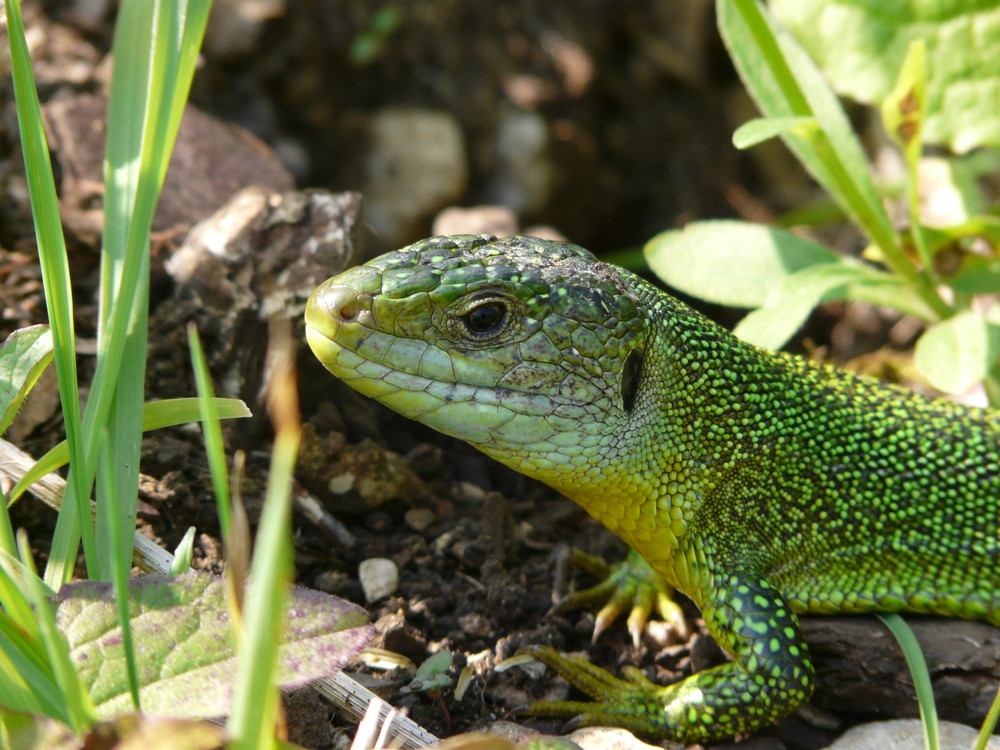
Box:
[0,325,53,438]
[645,220,838,308]
[771,0,1000,153]
[733,263,874,350]
[732,116,818,149]
[53,571,374,719]
[914,311,1000,393]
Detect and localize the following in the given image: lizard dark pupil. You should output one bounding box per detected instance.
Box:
[463,302,507,335]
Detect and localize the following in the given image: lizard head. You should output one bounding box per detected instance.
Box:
[305,234,652,483]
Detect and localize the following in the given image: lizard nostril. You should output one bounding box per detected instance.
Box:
[339,298,361,321]
[321,286,365,322]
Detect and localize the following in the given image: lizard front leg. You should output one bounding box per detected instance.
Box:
[523,571,814,743]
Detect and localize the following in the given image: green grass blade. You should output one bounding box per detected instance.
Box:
[0,484,16,558]
[877,613,939,750]
[97,430,141,711]
[227,328,300,749]
[188,325,233,540]
[92,0,213,581]
[0,615,61,718]
[15,531,95,733]
[5,0,93,585]
[974,685,1000,750]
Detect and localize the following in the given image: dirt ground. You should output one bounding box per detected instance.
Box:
[1,2,997,749]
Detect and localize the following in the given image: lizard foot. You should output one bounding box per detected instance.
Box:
[557,547,688,646]
[516,645,675,737]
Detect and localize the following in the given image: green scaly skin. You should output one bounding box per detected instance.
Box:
[305,234,1000,743]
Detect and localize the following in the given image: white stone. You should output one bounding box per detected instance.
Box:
[823,719,1000,750]
[358,557,399,603]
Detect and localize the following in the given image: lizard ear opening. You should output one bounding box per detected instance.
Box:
[620,347,644,413]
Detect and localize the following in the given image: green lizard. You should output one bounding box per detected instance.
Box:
[305,234,1000,743]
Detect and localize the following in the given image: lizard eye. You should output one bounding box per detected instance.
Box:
[461,300,508,337]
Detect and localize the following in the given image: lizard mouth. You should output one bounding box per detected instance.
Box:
[306,279,505,442]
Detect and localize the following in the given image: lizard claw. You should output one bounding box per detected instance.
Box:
[556,548,689,646]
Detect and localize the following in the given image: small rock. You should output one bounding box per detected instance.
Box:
[365,107,468,245]
[404,507,436,532]
[567,727,677,750]
[328,473,355,495]
[822,719,1000,750]
[488,109,554,215]
[44,94,295,241]
[433,205,519,237]
[456,480,487,504]
[358,558,399,603]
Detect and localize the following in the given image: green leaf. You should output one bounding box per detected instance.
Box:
[0,326,53,438]
[53,571,374,719]
[406,650,454,693]
[881,39,926,158]
[914,311,1000,394]
[732,116,818,148]
[170,527,196,575]
[771,0,1000,153]
[733,262,874,350]
[644,220,838,308]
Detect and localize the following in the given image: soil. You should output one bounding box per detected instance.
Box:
[1,3,995,750]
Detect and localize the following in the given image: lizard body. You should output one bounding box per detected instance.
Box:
[305,234,1000,742]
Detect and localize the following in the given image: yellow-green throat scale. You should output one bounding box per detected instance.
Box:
[305,234,1000,743]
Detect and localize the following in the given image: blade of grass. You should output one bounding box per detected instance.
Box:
[0,614,61,718]
[93,0,213,581]
[227,322,300,749]
[5,0,93,586]
[974,685,1000,750]
[0,557,64,719]
[188,324,233,540]
[0,481,16,558]
[15,530,95,733]
[877,613,939,750]
[98,429,141,711]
